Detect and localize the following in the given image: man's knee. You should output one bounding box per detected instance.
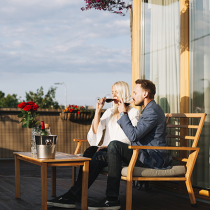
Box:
[108,140,123,153]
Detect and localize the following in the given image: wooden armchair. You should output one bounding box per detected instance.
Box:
[73,113,206,210]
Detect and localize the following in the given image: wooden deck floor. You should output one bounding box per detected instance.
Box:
[0,159,210,210]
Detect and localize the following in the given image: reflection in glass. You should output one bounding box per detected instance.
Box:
[190,0,210,189]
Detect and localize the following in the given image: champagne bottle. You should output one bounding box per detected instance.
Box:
[45,123,51,135]
[40,121,49,136]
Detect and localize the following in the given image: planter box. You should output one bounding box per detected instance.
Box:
[60,112,94,123]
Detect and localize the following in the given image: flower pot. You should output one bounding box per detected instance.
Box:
[60,112,93,123]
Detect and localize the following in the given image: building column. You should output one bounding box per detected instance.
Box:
[132,0,141,110]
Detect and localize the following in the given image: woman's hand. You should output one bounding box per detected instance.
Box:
[92,98,105,134]
[96,98,105,111]
[97,146,107,152]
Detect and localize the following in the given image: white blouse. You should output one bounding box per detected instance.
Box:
[87,107,140,146]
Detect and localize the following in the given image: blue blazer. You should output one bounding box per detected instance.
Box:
[118,100,172,169]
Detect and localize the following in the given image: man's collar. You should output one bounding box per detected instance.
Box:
[141,100,155,114]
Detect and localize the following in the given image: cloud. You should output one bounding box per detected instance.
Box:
[0,0,132,75]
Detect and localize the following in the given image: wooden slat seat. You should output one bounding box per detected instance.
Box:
[72,113,206,210]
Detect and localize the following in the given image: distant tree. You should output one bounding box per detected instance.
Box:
[0,91,5,99]
[25,86,60,109]
[0,91,19,108]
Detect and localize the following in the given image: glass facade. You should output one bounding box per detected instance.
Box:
[140,0,180,114]
[140,0,210,189]
[190,0,210,189]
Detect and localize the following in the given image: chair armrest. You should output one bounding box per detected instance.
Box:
[73,139,88,142]
[73,139,88,155]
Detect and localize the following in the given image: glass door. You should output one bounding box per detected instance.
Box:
[190,0,210,189]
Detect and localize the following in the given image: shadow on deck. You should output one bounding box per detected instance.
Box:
[0,160,209,210]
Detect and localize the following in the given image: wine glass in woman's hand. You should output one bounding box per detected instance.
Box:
[104,94,114,103]
[95,94,114,104]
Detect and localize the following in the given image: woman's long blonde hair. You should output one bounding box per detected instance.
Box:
[111,81,131,121]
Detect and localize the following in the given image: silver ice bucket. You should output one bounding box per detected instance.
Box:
[35,135,58,159]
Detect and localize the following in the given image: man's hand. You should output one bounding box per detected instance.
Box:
[118,98,128,113]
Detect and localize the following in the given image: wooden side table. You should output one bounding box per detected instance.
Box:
[14,152,91,210]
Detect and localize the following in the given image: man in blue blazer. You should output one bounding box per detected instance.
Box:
[88,79,172,210]
[117,79,172,169]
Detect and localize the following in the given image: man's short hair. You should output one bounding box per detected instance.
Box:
[135,79,156,99]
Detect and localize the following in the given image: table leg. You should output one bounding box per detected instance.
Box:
[72,166,76,186]
[51,166,56,196]
[15,155,20,198]
[41,163,47,210]
[81,161,89,210]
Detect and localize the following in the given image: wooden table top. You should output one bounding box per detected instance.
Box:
[13,152,91,163]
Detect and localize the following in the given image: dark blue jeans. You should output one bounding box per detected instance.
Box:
[70,140,144,199]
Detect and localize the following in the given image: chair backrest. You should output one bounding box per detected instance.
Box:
[165,113,206,147]
[165,113,206,161]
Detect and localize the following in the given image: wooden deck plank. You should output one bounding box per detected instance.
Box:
[0,160,209,210]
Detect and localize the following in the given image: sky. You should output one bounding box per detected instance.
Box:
[0,0,132,109]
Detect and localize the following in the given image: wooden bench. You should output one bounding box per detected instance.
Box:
[72,113,206,210]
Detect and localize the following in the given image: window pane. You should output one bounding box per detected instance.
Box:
[190,0,210,189]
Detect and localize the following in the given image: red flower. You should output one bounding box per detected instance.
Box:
[27,101,35,105]
[32,104,39,111]
[23,105,32,111]
[75,105,78,108]
[77,111,80,114]
[70,109,73,112]
[18,102,27,110]
[18,101,39,112]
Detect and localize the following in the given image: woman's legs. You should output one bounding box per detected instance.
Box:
[70,150,108,200]
[83,146,98,158]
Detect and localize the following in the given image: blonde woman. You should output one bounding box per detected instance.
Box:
[84,81,140,157]
[47,81,140,209]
